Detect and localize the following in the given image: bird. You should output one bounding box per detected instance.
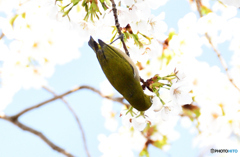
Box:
[88,36,152,111]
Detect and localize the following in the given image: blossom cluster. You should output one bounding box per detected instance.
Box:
[96,0,240,156]
[1,0,240,156]
[0,0,83,111]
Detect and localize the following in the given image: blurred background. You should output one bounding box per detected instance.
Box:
[0,0,238,156]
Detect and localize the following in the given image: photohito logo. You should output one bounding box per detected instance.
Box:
[210,148,238,154]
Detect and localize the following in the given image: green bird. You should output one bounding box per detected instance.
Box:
[88,36,152,111]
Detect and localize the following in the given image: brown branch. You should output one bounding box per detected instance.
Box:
[42,86,91,157]
[204,34,240,92]
[0,114,74,157]
[0,86,127,157]
[196,0,203,17]
[0,33,5,40]
[110,0,130,56]
[140,77,153,92]
[11,85,127,120]
[196,0,240,92]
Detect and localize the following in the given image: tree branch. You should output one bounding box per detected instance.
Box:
[0,85,127,157]
[0,33,5,40]
[0,114,74,157]
[195,0,240,92]
[110,0,130,56]
[42,86,91,157]
[204,34,240,92]
[196,0,203,18]
[11,85,127,120]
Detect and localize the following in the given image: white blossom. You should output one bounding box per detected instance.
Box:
[170,81,192,105]
[220,0,240,8]
[101,99,118,132]
[121,108,148,131]
[160,102,181,121]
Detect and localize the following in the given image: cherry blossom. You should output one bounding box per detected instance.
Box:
[221,0,240,8]
[1,0,240,156]
[170,81,192,105]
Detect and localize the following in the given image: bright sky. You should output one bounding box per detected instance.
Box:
[0,0,233,156]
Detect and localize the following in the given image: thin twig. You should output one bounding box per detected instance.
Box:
[0,85,127,157]
[110,0,130,56]
[0,33,4,40]
[196,0,203,17]
[204,34,240,92]
[195,0,240,92]
[11,85,127,120]
[42,86,91,157]
[0,114,74,157]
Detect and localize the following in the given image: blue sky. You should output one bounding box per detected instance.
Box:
[0,0,228,156]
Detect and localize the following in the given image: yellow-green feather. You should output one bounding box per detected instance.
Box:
[88,36,152,111]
